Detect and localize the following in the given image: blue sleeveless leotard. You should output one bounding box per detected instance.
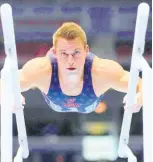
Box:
[42,52,104,113]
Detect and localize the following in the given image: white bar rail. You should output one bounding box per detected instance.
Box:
[118,3,151,162]
[0,3,29,162]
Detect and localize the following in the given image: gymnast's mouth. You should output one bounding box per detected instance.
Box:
[67,68,76,70]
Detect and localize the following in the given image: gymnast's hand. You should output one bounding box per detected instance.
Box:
[123,92,143,113]
[12,94,25,113]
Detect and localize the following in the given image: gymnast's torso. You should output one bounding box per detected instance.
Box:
[42,52,104,113]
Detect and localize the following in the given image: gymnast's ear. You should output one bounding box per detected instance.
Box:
[52,47,57,57]
[85,44,89,56]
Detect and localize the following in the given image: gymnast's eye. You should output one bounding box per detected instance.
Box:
[61,52,68,56]
[73,50,81,57]
[74,50,80,54]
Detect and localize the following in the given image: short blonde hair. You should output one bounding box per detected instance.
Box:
[53,22,87,47]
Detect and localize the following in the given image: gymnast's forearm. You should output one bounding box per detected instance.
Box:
[122,71,142,94]
[136,78,142,93]
[114,70,142,94]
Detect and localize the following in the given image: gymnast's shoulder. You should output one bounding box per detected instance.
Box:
[21,56,52,79]
[92,56,124,79]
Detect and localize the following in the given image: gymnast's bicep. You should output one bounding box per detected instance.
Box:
[20,57,51,91]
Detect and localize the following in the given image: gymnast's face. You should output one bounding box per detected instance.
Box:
[53,37,89,82]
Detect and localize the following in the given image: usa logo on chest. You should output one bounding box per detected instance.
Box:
[64,98,80,108]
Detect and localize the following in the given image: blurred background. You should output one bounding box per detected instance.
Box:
[0,0,152,161]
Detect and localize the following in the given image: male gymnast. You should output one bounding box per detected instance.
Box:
[0,22,143,113]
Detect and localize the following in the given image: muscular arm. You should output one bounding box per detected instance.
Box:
[0,57,51,103]
[95,58,142,94]
[93,59,142,113]
[20,57,51,91]
[108,60,142,93]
